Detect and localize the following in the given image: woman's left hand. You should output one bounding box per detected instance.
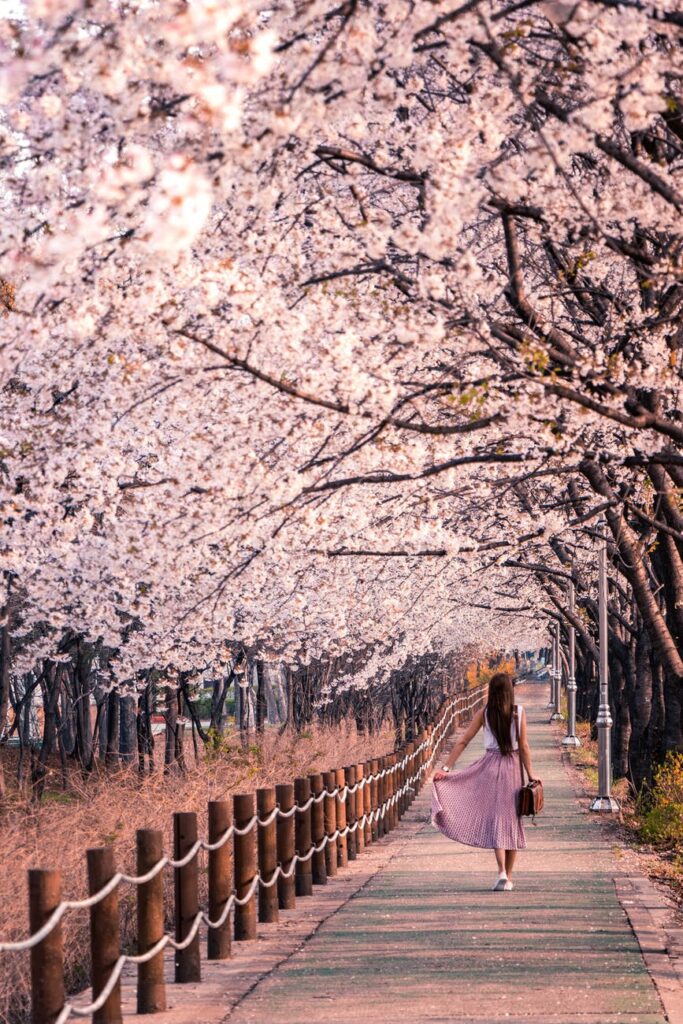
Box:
[433,770,449,782]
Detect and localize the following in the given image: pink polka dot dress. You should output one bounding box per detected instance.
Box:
[431,705,527,850]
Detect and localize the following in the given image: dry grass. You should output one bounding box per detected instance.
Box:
[0,720,393,1024]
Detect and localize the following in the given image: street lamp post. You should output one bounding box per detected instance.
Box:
[550,620,564,721]
[547,636,555,709]
[562,580,581,748]
[590,520,619,812]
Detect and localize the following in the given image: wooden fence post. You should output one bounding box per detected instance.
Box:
[395,751,403,820]
[416,731,426,792]
[29,869,64,1024]
[405,743,415,808]
[173,812,200,983]
[395,749,401,819]
[363,761,372,845]
[404,746,411,811]
[257,788,279,923]
[208,800,232,959]
[370,759,379,842]
[390,754,397,829]
[308,773,327,885]
[376,758,386,838]
[355,764,365,853]
[275,783,296,910]
[87,847,122,1024]
[294,777,313,896]
[344,766,357,860]
[136,830,166,1014]
[399,747,407,816]
[322,771,338,878]
[233,794,257,940]
[335,767,348,867]
[385,755,395,832]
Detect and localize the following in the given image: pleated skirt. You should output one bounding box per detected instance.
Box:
[431,750,527,850]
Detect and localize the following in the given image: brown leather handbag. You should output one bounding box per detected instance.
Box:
[514,707,544,818]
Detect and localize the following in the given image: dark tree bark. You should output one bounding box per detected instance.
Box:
[173,690,186,770]
[98,696,108,760]
[33,663,63,799]
[72,641,94,769]
[581,459,683,682]
[0,584,11,801]
[136,680,155,774]
[164,685,177,771]
[628,625,656,788]
[105,690,120,766]
[119,694,137,764]
[255,659,267,734]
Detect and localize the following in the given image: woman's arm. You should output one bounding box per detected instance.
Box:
[433,708,485,780]
[518,707,536,780]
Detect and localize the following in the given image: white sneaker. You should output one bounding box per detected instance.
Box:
[503,880,514,891]
[492,875,508,891]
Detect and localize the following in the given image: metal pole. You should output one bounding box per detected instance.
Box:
[547,634,555,708]
[550,621,564,721]
[563,580,581,747]
[590,521,619,812]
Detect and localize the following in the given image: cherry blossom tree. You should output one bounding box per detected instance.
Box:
[1,0,682,784]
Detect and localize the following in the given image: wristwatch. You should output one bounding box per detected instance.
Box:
[440,765,450,773]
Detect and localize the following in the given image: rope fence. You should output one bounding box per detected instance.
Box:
[0,685,485,1024]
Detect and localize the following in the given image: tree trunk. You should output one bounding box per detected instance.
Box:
[255,660,267,734]
[628,625,655,788]
[119,693,137,764]
[581,459,683,681]
[0,593,10,801]
[663,670,683,753]
[137,683,154,774]
[164,685,177,771]
[238,667,250,747]
[0,587,11,751]
[106,690,120,766]
[282,666,295,734]
[611,652,630,779]
[73,644,94,769]
[98,697,108,760]
[174,691,185,770]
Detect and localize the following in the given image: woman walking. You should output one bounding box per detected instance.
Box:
[432,672,536,891]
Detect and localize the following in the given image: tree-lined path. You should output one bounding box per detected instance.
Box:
[5,2,683,1022]
[226,681,674,1024]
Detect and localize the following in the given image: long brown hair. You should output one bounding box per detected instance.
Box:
[485,672,515,756]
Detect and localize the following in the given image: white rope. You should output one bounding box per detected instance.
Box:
[120,858,169,885]
[168,840,204,870]
[201,827,235,852]
[0,686,485,956]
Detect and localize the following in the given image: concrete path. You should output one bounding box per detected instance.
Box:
[225,681,668,1023]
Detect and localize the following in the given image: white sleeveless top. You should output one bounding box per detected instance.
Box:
[483,704,523,751]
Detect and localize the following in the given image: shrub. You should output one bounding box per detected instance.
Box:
[639,751,683,845]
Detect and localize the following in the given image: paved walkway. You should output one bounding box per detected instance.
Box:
[225,681,667,1023]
